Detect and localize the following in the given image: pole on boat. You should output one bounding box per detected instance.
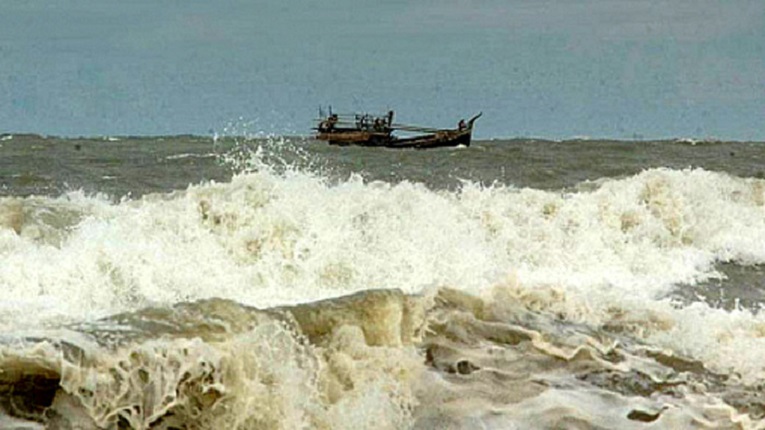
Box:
[468,112,483,127]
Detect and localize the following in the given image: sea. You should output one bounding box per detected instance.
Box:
[2,133,765,429]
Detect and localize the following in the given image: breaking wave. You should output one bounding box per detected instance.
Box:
[2,141,765,428]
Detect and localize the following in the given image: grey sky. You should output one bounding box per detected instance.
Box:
[0,0,762,139]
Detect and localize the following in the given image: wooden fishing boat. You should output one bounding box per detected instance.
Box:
[314,109,481,149]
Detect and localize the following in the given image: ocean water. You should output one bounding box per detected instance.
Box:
[2,133,765,429]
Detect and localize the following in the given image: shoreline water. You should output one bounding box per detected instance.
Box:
[2,134,765,428]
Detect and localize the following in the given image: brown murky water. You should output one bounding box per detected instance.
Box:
[2,134,765,428]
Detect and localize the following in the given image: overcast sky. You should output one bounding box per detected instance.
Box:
[0,0,762,139]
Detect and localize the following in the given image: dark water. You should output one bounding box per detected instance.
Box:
[2,133,765,429]
[3,134,765,197]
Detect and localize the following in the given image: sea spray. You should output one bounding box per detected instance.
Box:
[2,167,765,369]
[3,136,765,427]
[1,290,426,429]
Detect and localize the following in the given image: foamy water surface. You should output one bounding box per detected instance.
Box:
[1,135,765,429]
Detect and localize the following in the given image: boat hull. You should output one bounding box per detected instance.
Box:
[316,130,392,146]
[317,128,472,149]
[386,128,472,149]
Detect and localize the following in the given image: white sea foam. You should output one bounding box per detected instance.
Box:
[1,166,765,380]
